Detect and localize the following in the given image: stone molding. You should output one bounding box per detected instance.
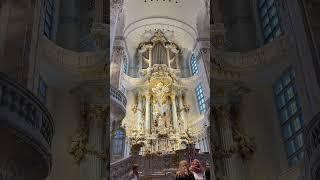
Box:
[212,35,291,80]
[39,36,106,80]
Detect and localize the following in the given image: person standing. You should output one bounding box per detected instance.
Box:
[204,162,210,180]
[190,159,206,180]
[129,164,139,180]
[176,160,195,180]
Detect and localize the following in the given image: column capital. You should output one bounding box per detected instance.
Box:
[111,0,124,17]
[170,93,176,99]
[88,104,108,127]
[145,93,151,99]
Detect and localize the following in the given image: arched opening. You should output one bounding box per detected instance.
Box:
[111,129,125,161]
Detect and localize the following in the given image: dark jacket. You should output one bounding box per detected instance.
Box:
[176,172,196,180]
[205,169,210,180]
[128,171,139,180]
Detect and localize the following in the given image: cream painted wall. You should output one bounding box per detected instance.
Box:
[46,88,81,180]
[241,88,288,180]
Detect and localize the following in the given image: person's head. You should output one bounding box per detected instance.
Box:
[190,159,203,173]
[205,162,210,170]
[132,164,139,173]
[178,160,190,175]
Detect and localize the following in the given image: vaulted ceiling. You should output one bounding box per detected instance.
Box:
[118,0,209,61]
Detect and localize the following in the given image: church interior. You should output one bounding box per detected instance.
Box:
[1,0,320,180]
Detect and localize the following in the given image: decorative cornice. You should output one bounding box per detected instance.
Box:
[212,35,291,80]
[40,36,106,81]
[110,0,124,18]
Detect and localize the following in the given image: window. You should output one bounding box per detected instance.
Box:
[258,0,282,43]
[273,68,304,166]
[123,55,128,74]
[195,83,206,113]
[38,77,47,104]
[112,130,125,156]
[44,0,55,39]
[190,53,199,75]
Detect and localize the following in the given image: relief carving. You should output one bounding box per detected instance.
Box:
[229,104,256,160]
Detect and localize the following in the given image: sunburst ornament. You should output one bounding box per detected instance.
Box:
[151,82,170,104]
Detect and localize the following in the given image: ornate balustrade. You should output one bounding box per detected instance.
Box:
[110,86,127,111]
[305,112,320,179]
[110,152,210,179]
[0,72,54,146]
[110,156,135,180]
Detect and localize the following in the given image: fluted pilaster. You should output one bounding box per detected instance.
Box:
[110,0,124,55]
[87,104,107,180]
[178,95,186,130]
[170,94,178,130]
[137,94,143,129]
[215,104,245,180]
[145,94,151,134]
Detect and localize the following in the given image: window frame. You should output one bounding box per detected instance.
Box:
[190,53,199,75]
[258,0,283,43]
[44,0,55,39]
[273,67,304,166]
[195,83,206,114]
[112,129,125,156]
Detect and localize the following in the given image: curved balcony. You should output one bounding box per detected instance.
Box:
[305,112,320,179]
[110,86,127,129]
[110,86,127,112]
[0,72,54,180]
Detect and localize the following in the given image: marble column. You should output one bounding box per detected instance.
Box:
[87,104,107,180]
[178,95,188,130]
[148,47,153,67]
[216,104,244,180]
[110,0,124,56]
[178,95,186,130]
[137,94,143,129]
[175,52,180,69]
[170,94,178,130]
[94,0,103,23]
[166,48,171,68]
[226,0,255,51]
[145,94,151,134]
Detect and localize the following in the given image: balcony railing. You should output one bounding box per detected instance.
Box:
[110,86,127,111]
[0,72,54,147]
[305,112,320,179]
[110,153,210,180]
[110,156,134,180]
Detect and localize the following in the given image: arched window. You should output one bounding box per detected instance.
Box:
[273,67,304,166]
[258,0,282,43]
[112,130,125,156]
[123,54,128,74]
[190,53,199,75]
[44,0,55,39]
[195,83,206,114]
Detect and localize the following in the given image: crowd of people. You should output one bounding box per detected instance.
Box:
[129,159,212,180]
